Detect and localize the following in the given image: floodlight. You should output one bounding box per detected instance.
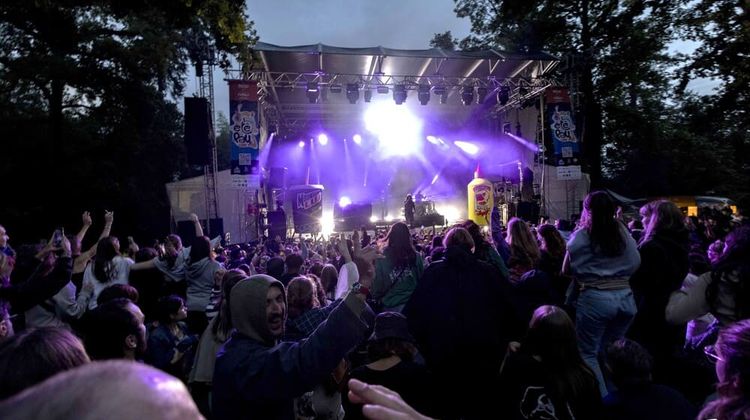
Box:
[306,81,319,104]
[393,84,407,105]
[330,84,342,94]
[497,86,510,105]
[417,84,430,105]
[461,85,474,106]
[346,83,359,104]
[364,88,373,102]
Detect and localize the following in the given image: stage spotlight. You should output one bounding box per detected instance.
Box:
[306,81,319,104]
[330,83,342,94]
[369,215,379,223]
[433,85,447,104]
[364,88,373,102]
[417,84,430,105]
[476,86,488,104]
[497,86,510,105]
[454,140,479,155]
[298,140,306,148]
[376,84,389,94]
[352,134,362,144]
[346,83,359,104]
[338,196,352,208]
[317,134,329,146]
[461,85,474,106]
[393,84,407,105]
[384,215,394,222]
[426,135,440,145]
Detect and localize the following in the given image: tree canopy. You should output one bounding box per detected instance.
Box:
[0,0,256,242]
[444,0,749,209]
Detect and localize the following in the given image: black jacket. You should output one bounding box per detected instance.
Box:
[403,245,514,419]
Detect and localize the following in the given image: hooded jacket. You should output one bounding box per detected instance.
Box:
[185,257,223,312]
[212,274,372,420]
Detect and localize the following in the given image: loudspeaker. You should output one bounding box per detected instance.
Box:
[267,210,287,240]
[184,97,211,165]
[517,202,540,223]
[207,218,224,239]
[334,203,372,232]
[176,220,197,248]
[268,167,287,189]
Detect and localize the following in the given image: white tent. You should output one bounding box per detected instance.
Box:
[165,170,258,244]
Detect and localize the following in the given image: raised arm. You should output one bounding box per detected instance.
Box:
[76,211,93,246]
[100,210,114,240]
[190,213,204,238]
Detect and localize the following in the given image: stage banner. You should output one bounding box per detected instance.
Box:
[544,87,580,166]
[291,186,323,233]
[229,80,261,189]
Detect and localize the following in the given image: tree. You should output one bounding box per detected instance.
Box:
[452,0,682,188]
[430,31,458,50]
[0,1,256,241]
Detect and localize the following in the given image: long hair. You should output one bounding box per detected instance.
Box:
[212,269,246,341]
[384,222,417,269]
[522,305,599,402]
[189,236,211,263]
[92,237,120,284]
[319,264,338,299]
[707,226,750,321]
[640,200,687,244]
[699,319,750,420]
[506,218,541,265]
[581,191,625,257]
[538,224,567,259]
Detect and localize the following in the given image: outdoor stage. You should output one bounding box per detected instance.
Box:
[167,42,589,242]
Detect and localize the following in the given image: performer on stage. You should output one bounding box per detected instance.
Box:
[404,194,416,227]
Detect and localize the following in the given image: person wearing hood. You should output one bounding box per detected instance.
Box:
[212,274,373,420]
[403,226,513,420]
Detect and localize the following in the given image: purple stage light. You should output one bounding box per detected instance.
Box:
[298,140,306,148]
[338,196,352,208]
[352,134,362,145]
[364,102,423,157]
[317,134,329,146]
[454,141,479,155]
[426,135,440,145]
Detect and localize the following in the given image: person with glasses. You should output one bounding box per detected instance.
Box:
[699,319,750,419]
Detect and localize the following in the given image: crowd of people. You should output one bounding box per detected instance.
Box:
[0,192,748,420]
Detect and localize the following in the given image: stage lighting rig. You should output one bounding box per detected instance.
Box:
[346,83,359,104]
[364,87,373,102]
[476,86,488,104]
[376,84,389,94]
[461,85,474,106]
[393,84,407,105]
[433,85,447,104]
[417,84,430,105]
[329,83,343,94]
[497,86,510,106]
[306,81,319,104]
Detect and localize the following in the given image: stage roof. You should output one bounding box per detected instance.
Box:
[248,42,560,136]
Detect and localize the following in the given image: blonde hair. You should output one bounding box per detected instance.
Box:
[286,277,319,319]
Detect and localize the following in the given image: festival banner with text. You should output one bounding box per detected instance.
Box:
[292,187,323,233]
[544,87,581,167]
[229,80,260,189]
